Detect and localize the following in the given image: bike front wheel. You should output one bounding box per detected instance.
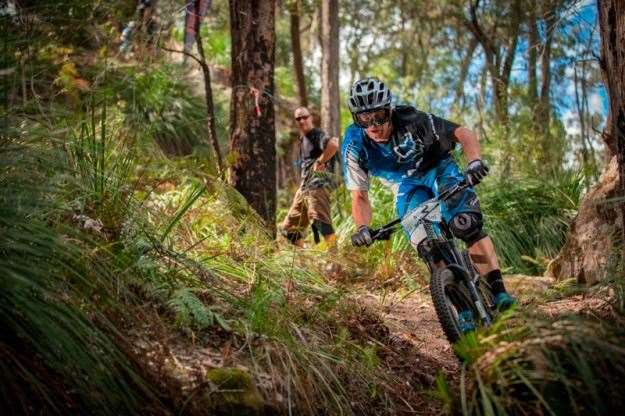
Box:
[430,267,479,344]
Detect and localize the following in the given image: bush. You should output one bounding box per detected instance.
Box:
[480,172,584,274]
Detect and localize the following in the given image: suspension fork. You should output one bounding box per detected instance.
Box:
[469,282,492,326]
[424,224,491,325]
[448,260,492,326]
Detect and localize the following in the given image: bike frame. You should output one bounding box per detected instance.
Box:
[370,181,493,325]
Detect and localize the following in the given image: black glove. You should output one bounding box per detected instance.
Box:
[351,225,373,247]
[465,159,489,186]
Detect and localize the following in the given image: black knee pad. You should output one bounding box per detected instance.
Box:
[312,220,334,236]
[440,184,481,211]
[449,213,486,246]
[280,228,302,244]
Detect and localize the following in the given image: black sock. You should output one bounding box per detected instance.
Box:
[486,269,506,295]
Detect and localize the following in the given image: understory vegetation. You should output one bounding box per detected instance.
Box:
[438,278,625,416]
[2,96,422,414]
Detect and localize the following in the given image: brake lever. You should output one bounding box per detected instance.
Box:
[371,226,398,242]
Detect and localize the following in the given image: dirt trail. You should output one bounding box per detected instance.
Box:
[339,283,460,415]
[352,274,560,386]
[359,287,459,375]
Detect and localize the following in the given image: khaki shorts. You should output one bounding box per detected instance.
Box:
[282,187,332,231]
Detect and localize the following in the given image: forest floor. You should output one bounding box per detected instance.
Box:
[125,258,608,415]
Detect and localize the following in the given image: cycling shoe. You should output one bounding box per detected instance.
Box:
[495,292,516,311]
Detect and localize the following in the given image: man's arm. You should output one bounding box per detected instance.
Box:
[453,126,490,185]
[453,127,481,161]
[313,137,339,171]
[351,190,372,227]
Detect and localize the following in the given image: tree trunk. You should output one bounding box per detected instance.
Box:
[499,0,520,128]
[598,0,625,258]
[455,36,478,108]
[195,22,223,174]
[320,0,340,138]
[289,1,308,107]
[492,73,510,127]
[466,0,520,129]
[548,0,624,282]
[536,4,556,140]
[527,2,538,107]
[228,0,277,234]
[574,65,590,169]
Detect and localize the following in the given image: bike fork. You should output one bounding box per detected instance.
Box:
[466,280,492,326]
[459,251,492,326]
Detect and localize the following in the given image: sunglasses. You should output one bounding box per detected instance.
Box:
[295,115,310,122]
[355,108,391,128]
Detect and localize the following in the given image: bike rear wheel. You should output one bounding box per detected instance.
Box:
[430,267,479,344]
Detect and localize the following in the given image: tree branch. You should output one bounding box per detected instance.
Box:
[466,0,496,61]
[455,36,478,106]
[501,0,521,86]
[159,44,204,67]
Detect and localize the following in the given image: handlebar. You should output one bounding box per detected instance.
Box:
[368,180,470,243]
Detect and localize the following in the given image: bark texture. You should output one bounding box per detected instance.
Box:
[598,0,625,260]
[547,157,621,283]
[289,1,308,107]
[228,0,277,234]
[320,0,340,138]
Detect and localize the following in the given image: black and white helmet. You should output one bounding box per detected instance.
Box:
[348,77,392,114]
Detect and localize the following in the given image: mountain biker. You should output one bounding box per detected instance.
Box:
[280,107,339,248]
[342,77,515,314]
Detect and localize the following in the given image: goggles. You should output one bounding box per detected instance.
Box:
[355,107,391,128]
[295,114,310,122]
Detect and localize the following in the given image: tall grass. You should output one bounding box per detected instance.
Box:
[98,63,228,167]
[439,300,625,415]
[7,6,437,414]
[145,175,402,414]
[2,94,413,414]
[435,257,625,415]
[480,172,584,274]
[0,132,170,415]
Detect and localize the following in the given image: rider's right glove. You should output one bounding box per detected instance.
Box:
[465,159,490,186]
[351,225,373,247]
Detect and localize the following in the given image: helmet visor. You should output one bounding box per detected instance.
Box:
[355,107,391,128]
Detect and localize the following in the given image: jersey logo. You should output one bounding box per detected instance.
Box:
[427,113,440,142]
[393,131,423,163]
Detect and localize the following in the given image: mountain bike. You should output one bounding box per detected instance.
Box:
[366,181,496,344]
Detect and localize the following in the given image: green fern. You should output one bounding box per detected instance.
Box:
[167,287,230,331]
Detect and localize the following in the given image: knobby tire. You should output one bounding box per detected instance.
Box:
[430,267,473,344]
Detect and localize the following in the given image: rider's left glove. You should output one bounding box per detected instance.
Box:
[465,159,489,186]
[351,225,373,247]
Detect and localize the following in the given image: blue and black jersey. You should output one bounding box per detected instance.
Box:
[341,105,459,192]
